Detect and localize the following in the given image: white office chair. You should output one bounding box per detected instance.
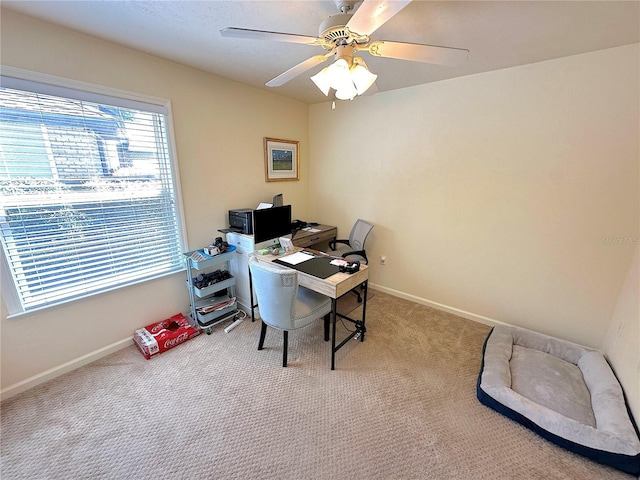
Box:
[329,219,374,302]
[248,256,332,367]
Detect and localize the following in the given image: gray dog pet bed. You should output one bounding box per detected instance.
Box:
[477,325,640,475]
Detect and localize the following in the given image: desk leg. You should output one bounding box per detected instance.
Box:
[361,280,368,341]
[331,298,337,371]
[249,266,256,322]
[330,280,368,369]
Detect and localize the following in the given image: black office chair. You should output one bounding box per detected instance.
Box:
[329,219,374,302]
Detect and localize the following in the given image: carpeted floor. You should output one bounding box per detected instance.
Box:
[0,291,633,479]
[336,289,374,315]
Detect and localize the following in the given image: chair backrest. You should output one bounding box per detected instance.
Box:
[349,219,374,251]
[248,256,298,330]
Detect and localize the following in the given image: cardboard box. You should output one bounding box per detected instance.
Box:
[133,313,200,359]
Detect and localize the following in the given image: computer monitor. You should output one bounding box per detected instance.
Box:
[253,204,292,244]
[272,193,283,207]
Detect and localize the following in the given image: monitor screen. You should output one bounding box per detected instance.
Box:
[253,205,292,244]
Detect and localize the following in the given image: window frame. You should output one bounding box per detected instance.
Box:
[0,66,188,317]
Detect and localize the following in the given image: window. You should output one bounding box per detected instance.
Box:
[0,73,186,314]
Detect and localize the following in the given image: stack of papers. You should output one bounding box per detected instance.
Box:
[196,297,236,314]
[278,251,314,265]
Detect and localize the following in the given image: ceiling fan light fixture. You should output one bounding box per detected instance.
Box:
[227,0,469,102]
[351,63,377,95]
[328,58,353,90]
[310,67,332,96]
[335,82,357,100]
[311,55,376,100]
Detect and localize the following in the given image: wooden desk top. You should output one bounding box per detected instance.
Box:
[255,250,368,300]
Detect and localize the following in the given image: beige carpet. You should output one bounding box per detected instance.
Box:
[0,292,632,479]
[336,290,374,316]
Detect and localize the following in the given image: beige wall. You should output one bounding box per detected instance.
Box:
[309,43,639,416]
[0,9,311,395]
[603,246,639,421]
[309,44,639,350]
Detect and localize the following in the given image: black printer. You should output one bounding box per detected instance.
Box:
[228,208,253,234]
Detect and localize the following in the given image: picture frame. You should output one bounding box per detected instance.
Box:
[264,137,299,182]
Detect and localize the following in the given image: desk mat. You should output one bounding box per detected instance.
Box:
[273,256,340,279]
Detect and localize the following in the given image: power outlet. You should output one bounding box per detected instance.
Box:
[380,255,386,265]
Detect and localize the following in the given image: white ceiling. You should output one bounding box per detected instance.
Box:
[3,1,639,104]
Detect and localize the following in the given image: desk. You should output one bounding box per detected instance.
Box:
[252,250,368,370]
[291,224,337,248]
[227,225,336,312]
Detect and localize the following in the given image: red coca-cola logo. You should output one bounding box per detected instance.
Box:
[164,332,189,349]
[151,321,169,334]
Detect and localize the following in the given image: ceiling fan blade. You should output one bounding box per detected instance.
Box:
[346,0,412,36]
[221,27,326,47]
[366,40,469,66]
[266,54,332,87]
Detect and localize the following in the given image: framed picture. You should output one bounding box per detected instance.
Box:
[264,137,299,182]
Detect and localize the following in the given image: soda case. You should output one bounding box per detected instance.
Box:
[133,313,200,359]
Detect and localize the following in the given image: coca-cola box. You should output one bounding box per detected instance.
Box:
[133,313,200,359]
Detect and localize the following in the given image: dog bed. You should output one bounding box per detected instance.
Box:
[477,325,640,475]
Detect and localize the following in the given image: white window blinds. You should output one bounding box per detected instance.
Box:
[0,76,186,313]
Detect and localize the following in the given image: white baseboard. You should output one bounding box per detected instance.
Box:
[236,301,260,320]
[1,337,133,401]
[2,286,504,401]
[370,283,508,328]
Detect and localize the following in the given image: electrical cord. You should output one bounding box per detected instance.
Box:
[339,317,356,333]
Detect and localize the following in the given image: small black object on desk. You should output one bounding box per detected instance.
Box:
[339,261,360,274]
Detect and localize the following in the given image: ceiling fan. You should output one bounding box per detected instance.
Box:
[221,0,469,100]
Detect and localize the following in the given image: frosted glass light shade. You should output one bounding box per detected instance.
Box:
[351,64,377,95]
[335,82,357,100]
[310,68,331,96]
[329,59,355,99]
